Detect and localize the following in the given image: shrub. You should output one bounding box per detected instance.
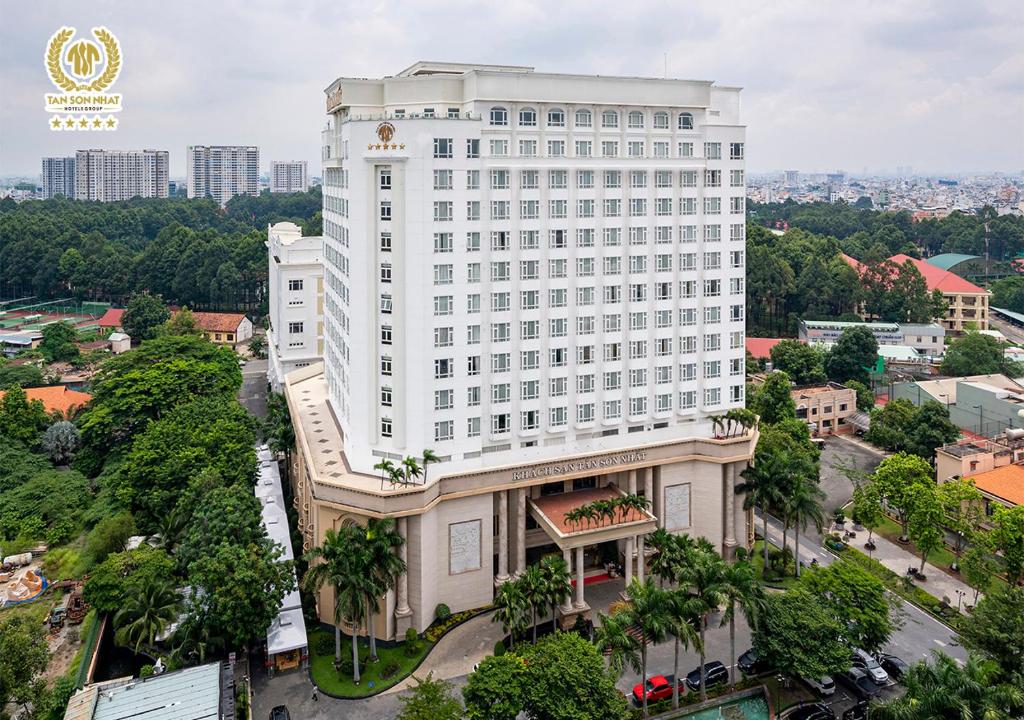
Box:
[314,632,334,656]
[494,640,506,656]
[833,508,846,525]
[434,603,451,621]
[380,662,400,680]
[338,658,353,676]
[139,665,155,678]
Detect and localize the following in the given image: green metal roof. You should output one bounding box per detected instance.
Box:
[925,253,980,271]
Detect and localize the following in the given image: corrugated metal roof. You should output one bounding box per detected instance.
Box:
[924,253,979,271]
[82,663,221,720]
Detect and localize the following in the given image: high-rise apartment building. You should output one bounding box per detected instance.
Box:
[270,160,309,193]
[286,62,756,638]
[186,145,260,205]
[266,221,324,391]
[73,149,169,202]
[41,157,76,199]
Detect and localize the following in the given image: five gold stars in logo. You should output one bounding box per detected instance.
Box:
[51,114,118,131]
[366,143,405,151]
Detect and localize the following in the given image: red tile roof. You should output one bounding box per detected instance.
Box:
[888,254,987,295]
[841,253,863,271]
[191,311,248,333]
[0,386,92,415]
[969,465,1024,507]
[531,486,650,535]
[97,308,125,327]
[746,337,787,360]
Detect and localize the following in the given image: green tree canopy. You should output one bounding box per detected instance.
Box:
[752,588,851,680]
[0,385,49,446]
[990,275,1024,314]
[825,326,879,385]
[799,561,896,652]
[397,673,464,720]
[749,371,796,425]
[870,451,934,540]
[122,293,171,341]
[83,546,176,615]
[0,614,50,710]
[39,321,80,363]
[769,340,826,386]
[177,484,267,568]
[941,330,1023,377]
[958,586,1024,683]
[988,505,1024,585]
[844,380,875,411]
[463,654,528,720]
[0,362,44,389]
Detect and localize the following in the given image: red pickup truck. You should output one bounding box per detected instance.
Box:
[632,674,685,705]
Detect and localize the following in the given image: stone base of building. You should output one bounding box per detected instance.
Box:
[395,609,414,637]
[558,604,591,630]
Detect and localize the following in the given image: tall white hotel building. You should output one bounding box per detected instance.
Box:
[285,62,757,640]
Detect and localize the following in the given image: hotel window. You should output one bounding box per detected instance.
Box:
[705,306,720,324]
[705,169,721,187]
[521,200,539,219]
[492,414,511,434]
[577,316,595,334]
[731,385,744,403]
[379,168,392,190]
[549,230,568,249]
[680,362,696,381]
[380,232,392,251]
[577,257,595,276]
[679,307,696,325]
[628,110,645,128]
[522,321,540,339]
[288,278,303,291]
[433,169,452,190]
[704,252,721,270]
[655,170,673,188]
[521,380,540,400]
[705,334,721,352]
[519,107,537,126]
[490,139,509,157]
[466,232,481,252]
[730,142,745,159]
[550,407,567,427]
[467,325,480,344]
[704,197,721,214]
[604,198,621,217]
[577,373,595,393]
[434,201,452,221]
[656,226,673,244]
[380,201,392,221]
[604,170,621,188]
[467,294,480,313]
[604,286,622,304]
[466,139,480,158]
[520,230,539,249]
[705,360,721,379]
[467,387,481,406]
[549,170,567,188]
[423,108,435,117]
[491,292,511,312]
[730,331,744,349]
[603,256,621,275]
[656,309,672,328]
[681,170,698,187]
[522,410,540,431]
[656,365,673,384]
[653,141,669,158]
[601,110,619,128]
[381,356,392,375]
[630,397,647,416]
[490,107,508,126]
[630,312,647,331]
[381,263,393,283]
[705,224,722,242]
[434,420,454,442]
[521,349,540,368]
[730,169,745,187]
[379,294,392,313]
[628,141,645,157]
[550,348,568,367]
[577,199,594,218]
[730,250,744,268]
[434,295,453,316]
[381,418,392,437]
[705,387,721,406]
[433,138,453,158]
[730,304,744,322]
[550,200,567,219]
[466,170,479,189]
[491,261,510,281]
[434,358,453,379]
[550,289,568,308]
[577,170,594,189]
[288,321,303,334]
[680,281,696,299]
[434,389,453,410]
[492,353,511,373]
[433,232,453,253]
[575,108,592,127]
[492,383,511,403]
[577,228,595,247]
[381,325,392,344]
[467,356,480,375]
[447,107,459,118]
[547,108,566,127]
[603,228,622,246]
[575,140,593,158]
[519,139,538,157]
[679,391,696,410]
[578,403,595,423]
[604,370,621,390]
[629,198,647,216]
[678,142,694,157]
[521,170,539,189]
[730,197,745,214]
[490,169,510,190]
[466,201,480,221]
[467,417,481,438]
[602,141,619,158]
[547,140,565,157]
[491,200,510,220]
[678,112,694,130]
[656,197,672,216]
[434,327,453,347]
[730,358,744,376]
[705,142,721,159]
[653,111,669,129]
[521,260,540,279]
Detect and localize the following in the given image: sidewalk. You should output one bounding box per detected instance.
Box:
[758,512,978,612]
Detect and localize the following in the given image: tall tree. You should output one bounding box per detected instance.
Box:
[677,550,727,702]
[769,340,826,386]
[824,326,879,385]
[360,517,407,662]
[870,452,933,541]
[0,614,50,713]
[397,673,464,720]
[786,476,826,576]
[958,586,1024,682]
[462,654,527,720]
[937,478,984,566]
[493,580,530,652]
[748,371,796,424]
[752,589,851,684]
[113,576,182,652]
[799,561,895,652]
[907,482,945,573]
[665,590,702,709]
[539,554,572,633]
[942,331,1023,377]
[122,292,171,341]
[622,578,671,717]
[988,505,1024,585]
[719,559,765,686]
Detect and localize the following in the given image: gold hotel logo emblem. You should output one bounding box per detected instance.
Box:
[377,122,396,143]
[44,26,123,131]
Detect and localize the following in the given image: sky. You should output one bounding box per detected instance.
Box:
[1,0,1022,178]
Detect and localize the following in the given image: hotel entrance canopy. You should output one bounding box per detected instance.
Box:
[529,486,657,550]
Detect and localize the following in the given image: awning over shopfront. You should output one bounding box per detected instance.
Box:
[529,486,657,550]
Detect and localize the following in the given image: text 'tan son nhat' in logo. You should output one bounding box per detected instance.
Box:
[44,26,123,131]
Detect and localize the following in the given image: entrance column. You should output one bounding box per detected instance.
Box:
[562,548,575,613]
[724,464,737,559]
[636,534,645,584]
[497,490,510,582]
[628,469,638,495]
[515,488,527,575]
[574,546,586,608]
[395,517,413,635]
[624,536,634,588]
[643,468,653,508]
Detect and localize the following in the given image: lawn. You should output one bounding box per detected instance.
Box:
[308,629,433,698]
[750,540,799,589]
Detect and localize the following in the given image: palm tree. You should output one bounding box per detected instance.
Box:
[787,477,826,578]
[623,578,671,719]
[492,579,529,651]
[420,449,440,484]
[647,528,680,587]
[402,456,423,484]
[719,559,766,685]
[303,526,370,683]
[113,577,181,653]
[387,466,405,487]
[564,508,581,531]
[155,505,187,555]
[594,610,641,679]
[374,458,396,484]
[361,518,407,662]
[665,589,702,710]
[871,651,1024,720]
[678,548,727,702]
[539,554,572,633]
[737,453,789,569]
[580,504,598,529]
[521,564,546,643]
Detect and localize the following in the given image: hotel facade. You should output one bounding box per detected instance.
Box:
[286,62,756,640]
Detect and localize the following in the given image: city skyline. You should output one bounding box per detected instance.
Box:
[1,0,1021,178]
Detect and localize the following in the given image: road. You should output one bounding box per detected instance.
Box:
[238,356,268,418]
[810,434,886,543]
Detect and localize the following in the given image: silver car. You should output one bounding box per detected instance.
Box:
[801,675,835,696]
[851,648,889,685]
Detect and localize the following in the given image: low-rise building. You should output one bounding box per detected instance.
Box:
[798,319,945,356]
[0,385,92,418]
[192,312,253,346]
[97,308,125,333]
[792,382,858,436]
[968,465,1024,517]
[892,374,1024,437]
[935,434,1024,483]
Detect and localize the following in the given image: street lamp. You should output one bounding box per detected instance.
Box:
[972,404,985,437]
[955,588,966,613]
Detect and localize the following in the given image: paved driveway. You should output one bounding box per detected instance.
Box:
[239,357,269,419]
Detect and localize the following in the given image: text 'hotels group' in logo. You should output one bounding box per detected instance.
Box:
[44,26,123,131]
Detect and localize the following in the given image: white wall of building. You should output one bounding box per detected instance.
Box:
[267,222,324,391]
[73,149,168,201]
[270,161,309,193]
[320,63,747,478]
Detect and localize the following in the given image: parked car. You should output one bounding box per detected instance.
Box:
[632,674,685,705]
[685,661,728,692]
[838,667,880,701]
[269,707,290,720]
[737,648,772,676]
[785,702,836,720]
[851,648,889,685]
[876,652,909,681]
[841,700,869,720]
[801,675,836,697]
